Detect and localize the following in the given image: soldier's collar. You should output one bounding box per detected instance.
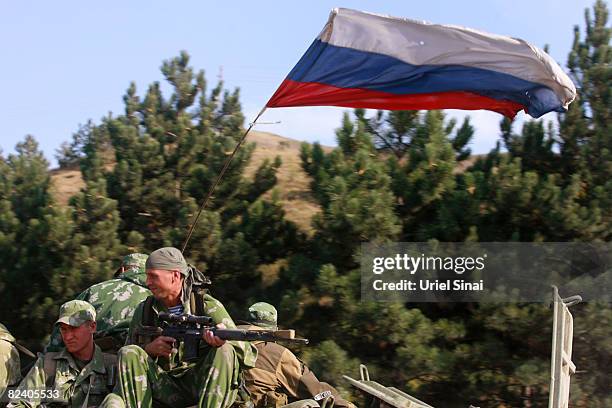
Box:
[119,269,148,288]
[89,345,107,374]
[74,346,106,386]
[53,348,72,362]
[152,297,191,315]
[55,345,106,374]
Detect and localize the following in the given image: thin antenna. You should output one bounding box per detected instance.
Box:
[249,120,281,126]
[181,107,267,253]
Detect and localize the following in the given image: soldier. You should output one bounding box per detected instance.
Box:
[239,303,355,408]
[0,324,22,400]
[106,247,257,408]
[46,253,151,353]
[8,300,116,408]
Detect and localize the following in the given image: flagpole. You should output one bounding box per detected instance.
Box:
[181,106,268,253]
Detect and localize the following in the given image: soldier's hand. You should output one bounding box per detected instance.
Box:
[145,336,176,358]
[203,323,226,347]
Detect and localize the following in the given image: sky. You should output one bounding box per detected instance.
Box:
[0,0,595,167]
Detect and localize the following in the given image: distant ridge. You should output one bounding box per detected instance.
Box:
[50,131,330,233]
[50,131,479,234]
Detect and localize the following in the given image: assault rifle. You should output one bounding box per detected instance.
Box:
[138,312,309,361]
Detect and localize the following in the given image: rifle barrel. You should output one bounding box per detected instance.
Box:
[155,313,310,346]
[214,328,309,344]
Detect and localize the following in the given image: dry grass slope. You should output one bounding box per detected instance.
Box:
[244,131,333,234]
[50,131,329,233]
[50,131,480,234]
[50,169,85,206]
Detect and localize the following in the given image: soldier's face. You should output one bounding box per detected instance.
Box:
[59,321,95,354]
[146,268,181,299]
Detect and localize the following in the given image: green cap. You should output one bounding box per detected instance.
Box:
[116,252,148,274]
[121,253,148,270]
[55,300,96,327]
[146,247,188,275]
[247,302,278,330]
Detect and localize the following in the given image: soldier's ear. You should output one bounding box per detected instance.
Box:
[89,321,97,333]
[173,270,182,283]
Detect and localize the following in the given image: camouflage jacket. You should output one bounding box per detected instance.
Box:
[7,345,113,408]
[46,271,151,352]
[127,293,257,375]
[0,323,21,396]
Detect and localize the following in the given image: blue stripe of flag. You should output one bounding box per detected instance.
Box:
[287,39,564,117]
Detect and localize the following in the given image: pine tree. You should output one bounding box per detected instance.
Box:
[0,138,85,343]
[468,1,610,242]
[301,110,401,267]
[388,111,462,240]
[365,109,473,162]
[96,52,297,267]
[562,0,611,236]
[0,151,18,300]
[69,52,299,318]
[54,122,94,169]
[287,110,469,402]
[443,4,612,405]
[68,177,123,286]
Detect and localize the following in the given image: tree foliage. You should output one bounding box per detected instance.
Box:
[286,3,610,405]
[0,52,299,344]
[0,137,121,344]
[0,2,609,405]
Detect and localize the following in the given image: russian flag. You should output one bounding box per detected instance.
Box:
[267,8,576,118]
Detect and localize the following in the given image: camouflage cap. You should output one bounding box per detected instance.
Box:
[146,247,189,275]
[55,300,96,327]
[122,253,148,269]
[247,302,278,330]
[115,253,148,276]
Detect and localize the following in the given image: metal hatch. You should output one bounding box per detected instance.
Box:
[343,364,434,408]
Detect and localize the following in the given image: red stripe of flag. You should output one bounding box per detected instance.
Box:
[267,79,525,118]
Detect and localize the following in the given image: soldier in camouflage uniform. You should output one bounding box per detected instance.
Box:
[46,254,151,353]
[8,301,116,408]
[103,247,257,408]
[0,324,22,400]
[239,303,355,408]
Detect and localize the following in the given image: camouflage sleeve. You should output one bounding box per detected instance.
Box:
[203,295,258,369]
[0,340,21,396]
[6,355,48,408]
[201,294,235,328]
[74,288,90,302]
[125,300,146,346]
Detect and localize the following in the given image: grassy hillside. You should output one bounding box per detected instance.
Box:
[50,131,480,234]
[50,131,329,234]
